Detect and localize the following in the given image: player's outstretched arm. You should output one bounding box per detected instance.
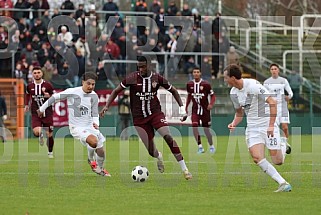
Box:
[100,85,123,117]
[38,90,69,116]
[228,107,243,132]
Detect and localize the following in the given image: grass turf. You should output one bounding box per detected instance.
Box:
[0,134,321,215]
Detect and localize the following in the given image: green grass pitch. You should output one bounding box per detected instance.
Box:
[0,134,321,214]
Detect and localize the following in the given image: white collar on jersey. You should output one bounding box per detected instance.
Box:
[193,78,203,84]
[33,79,44,85]
[139,72,153,79]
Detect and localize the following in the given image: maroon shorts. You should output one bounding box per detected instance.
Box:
[191,112,211,127]
[31,115,54,132]
[133,112,168,141]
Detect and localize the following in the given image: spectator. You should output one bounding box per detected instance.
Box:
[60,0,75,16]
[184,56,196,80]
[0,90,7,143]
[181,4,192,16]
[42,59,54,81]
[0,0,13,17]
[135,0,148,36]
[51,8,61,19]
[201,16,213,47]
[31,34,42,51]
[40,0,50,15]
[31,18,46,41]
[149,0,160,16]
[192,8,201,28]
[155,8,166,35]
[226,46,240,65]
[166,0,178,16]
[58,25,73,47]
[37,42,50,66]
[75,3,85,20]
[15,62,25,80]
[102,0,119,23]
[13,0,27,22]
[41,10,51,30]
[287,70,303,109]
[212,12,226,41]
[21,43,37,65]
[26,0,40,27]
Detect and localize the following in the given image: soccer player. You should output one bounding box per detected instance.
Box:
[264,63,293,154]
[224,64,292,192]
[25,66,55,158]
[100,56,192,180]
[184,67,216,154]
[37,72,111,177]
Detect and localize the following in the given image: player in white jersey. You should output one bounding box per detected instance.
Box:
[37,72,111,177]
[224,64,292,192]
[264,64,292,154]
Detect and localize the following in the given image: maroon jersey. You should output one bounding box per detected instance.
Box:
[186,79,214,115]
[120,71,171,119]
[25,80,54,116]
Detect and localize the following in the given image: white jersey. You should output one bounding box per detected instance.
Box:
[263,76,293,105]
[40,87,99,127]
[230,79,272,127]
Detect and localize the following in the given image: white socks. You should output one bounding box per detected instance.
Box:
[95,153,105,168]
[257,158,286,185]
[178,160,188,171]
[157,151,163,160]
[87,145,95,162]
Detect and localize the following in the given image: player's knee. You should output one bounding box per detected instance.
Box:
[86,135,98,148]
[192,122,199,127]
[272,158,284,165]
[252,157,262,164]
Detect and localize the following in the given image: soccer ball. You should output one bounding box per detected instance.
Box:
[131,166,149,182]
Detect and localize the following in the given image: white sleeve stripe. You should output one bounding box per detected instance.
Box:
[120,82,127,89]
[166,85,172,91]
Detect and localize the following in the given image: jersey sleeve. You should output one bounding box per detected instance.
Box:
[284,79,293,99]
[120,73,136,89]
[158,74,172,91]
[230,89,241,109]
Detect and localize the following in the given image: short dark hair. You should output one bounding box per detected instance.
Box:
[32,66,42,71]
[269,63,279,69]
[82,72,97,81]
[137,56,147,63]
[224,64,242,80]
[192,66,201,72]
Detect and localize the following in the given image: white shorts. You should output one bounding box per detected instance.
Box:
[69,126,105,148]
[277,104,290,124]
[245,126,281,150]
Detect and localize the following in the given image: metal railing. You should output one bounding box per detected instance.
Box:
[142,51,226,79]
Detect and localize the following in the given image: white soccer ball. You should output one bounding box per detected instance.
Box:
[131,166,149,182]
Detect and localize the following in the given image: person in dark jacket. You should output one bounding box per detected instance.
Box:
[0,90,8,143]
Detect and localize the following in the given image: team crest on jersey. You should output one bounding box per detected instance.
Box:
[200,86,204,90]
[152,81,157,88]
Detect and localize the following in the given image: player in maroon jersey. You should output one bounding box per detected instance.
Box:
[184,67,216,154]
[100,56,192,180]
[25,66,55,158]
